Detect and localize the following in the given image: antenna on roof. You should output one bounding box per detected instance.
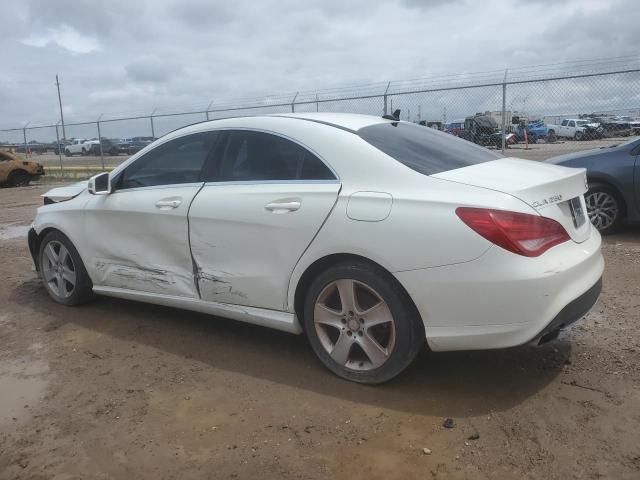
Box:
[382,109,401,121]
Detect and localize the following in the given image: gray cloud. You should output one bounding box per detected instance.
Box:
[1,0,639,133]
[125,57,180,84]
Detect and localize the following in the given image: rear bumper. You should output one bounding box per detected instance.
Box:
[394,227,604,351]
[536,277,602,344]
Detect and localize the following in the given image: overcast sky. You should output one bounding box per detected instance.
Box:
[2,0,640,134]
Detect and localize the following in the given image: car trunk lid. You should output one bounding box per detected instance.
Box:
[432,157,591,243]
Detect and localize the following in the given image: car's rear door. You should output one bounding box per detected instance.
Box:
[189,129,340,311]
[83,131,219,298]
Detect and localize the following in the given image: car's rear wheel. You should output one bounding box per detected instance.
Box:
[547,130,557,143]
[303,261,424,384]
[64,149,71,157]
[8,170,31,187]
[39,231,94,306]
[585,184,623,235]
[575,131,584,141]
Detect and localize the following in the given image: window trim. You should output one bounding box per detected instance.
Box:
[112,127,340,193]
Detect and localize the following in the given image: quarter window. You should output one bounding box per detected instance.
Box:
[118,132,217,189]
[208,130,335,182]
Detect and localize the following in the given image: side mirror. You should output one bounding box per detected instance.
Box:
[88,172,111,195]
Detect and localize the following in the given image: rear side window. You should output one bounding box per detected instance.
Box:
[357,122,500,176]
[208,130,335,182]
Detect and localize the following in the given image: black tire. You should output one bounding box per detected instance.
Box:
[38,231,94,306]
[574,131,584,141]
[585,183,624,235]
[302,261,424,384]
[64,149,71,157]
[8,170,31,187]
[547,130,557,143]
[81,148,87,156]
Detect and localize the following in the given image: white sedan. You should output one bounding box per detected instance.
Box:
[28,113,604,383]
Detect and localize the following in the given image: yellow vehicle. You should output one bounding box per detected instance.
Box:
[0,150,45,187]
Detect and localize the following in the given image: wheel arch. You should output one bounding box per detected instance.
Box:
[9,168,29,178]
[29,226,69,270]
[291,252,424,335]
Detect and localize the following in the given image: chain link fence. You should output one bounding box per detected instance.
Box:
[2,61,640,180]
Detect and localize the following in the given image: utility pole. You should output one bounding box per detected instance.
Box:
[55,74,67,142]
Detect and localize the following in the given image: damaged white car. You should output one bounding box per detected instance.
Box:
[29,113,604,383]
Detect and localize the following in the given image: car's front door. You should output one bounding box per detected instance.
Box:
[83,131,219,298]
[189,129,340,311]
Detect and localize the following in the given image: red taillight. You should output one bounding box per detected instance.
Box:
[455,207,570,257]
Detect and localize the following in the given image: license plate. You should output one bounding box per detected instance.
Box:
[569,197,586,228]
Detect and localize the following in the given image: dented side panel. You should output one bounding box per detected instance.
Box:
[189,183,340,311]
[83,185,203,298]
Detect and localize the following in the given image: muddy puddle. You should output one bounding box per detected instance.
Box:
[0,224,30,241]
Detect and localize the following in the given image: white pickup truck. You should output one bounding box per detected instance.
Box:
[64,139,99,156]
[546,119,600,141]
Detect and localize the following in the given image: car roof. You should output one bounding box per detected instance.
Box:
[273,112,391,131]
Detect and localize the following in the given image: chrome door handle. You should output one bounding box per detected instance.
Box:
[264,201,301,213]
[155,199,182,209]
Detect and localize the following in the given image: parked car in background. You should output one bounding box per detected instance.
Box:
[89,138,130,156]
[547,137,640,234]
[547,119,603,140]
[28,113,603,383]
[587,115,634,138]
[0,150,45,186]
[125,136,155,154]
[65,139,100,156]
[444,120,464,136]
[514,120,551,144]
[459,114,514,149]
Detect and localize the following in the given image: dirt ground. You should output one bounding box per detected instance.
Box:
[1,185,639,480]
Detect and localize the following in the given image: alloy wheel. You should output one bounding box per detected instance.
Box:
[313,279,396,371]
[41,240,76,299]
[585,191,618,231]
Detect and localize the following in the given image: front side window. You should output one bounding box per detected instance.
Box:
[561,120,569,126]
[207,130,335,182]
[118,132,218,189]
[568,121,576,127]
[357,122,500,176]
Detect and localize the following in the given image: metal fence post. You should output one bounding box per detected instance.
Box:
[501,69,508,154]
[383,82,391,115]
[316,94,319,112]
[55,122,63,174]
[97,114,104,170]
[23,122,30,157]
[205,100,213,120]
[291,92,299,113]
[150,108,157,138]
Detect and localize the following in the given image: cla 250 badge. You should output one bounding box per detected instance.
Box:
[532,194,563,208]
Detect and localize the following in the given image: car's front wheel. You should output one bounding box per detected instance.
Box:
[38,231,94,306]
[303,261,424,384]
